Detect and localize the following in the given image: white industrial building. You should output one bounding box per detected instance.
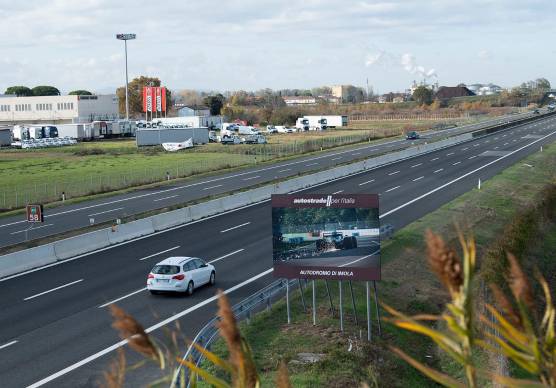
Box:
[0,94,119,124]
[152,115,222,129]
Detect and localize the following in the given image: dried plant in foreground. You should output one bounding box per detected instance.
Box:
[109,305,165,369]
[100,349,126,388]
[384,229,556,387]
[177,290,263,388]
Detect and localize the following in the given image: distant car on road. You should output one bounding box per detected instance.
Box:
[147,257,215,295]
[533,109,540,114]
[406,131,420,140]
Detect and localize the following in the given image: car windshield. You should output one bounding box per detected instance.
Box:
[151,265,180,275]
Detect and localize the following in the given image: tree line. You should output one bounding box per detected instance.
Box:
[4,85,93,97]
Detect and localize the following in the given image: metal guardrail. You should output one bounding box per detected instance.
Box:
[172,278,297,387]
[171,224,396,387]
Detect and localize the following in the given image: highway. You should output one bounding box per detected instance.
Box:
[0,113,555,387]
[0,112,539,248]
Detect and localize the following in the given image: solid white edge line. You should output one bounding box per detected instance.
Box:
[379,130,556,219]
[98,287,147,309]
[0,340,17,350]
[138,246,181,261]
[87,207,124,217]
[208,248,245,264]
[27,268,274,388]
[220,222,251,233]
[0,113,550,229]
[24,279,84,301]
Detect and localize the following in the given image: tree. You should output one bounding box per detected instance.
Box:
[68,90,92,95]
[413,86,433,105]
[115,76,172,116]
[5,86,33,96]
[203,94,225,115]
[535,78,551,91]
[177,89,204,106]
[32,85,60,96]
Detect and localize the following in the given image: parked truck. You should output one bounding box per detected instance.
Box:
[295,117,310,131]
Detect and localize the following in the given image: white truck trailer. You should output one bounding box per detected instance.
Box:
[302,115,348,130]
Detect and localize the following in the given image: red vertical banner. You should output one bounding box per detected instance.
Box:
[155,87,162,112]
[142,87,147,112]
[143,87,153,112]
[161,87,167,112]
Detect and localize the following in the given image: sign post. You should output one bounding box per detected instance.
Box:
[25,204,44,241]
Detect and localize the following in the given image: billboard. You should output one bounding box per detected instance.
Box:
[143,86,167,112]
[272,194,380,281]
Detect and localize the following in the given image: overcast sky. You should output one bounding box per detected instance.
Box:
[1,0,555,95]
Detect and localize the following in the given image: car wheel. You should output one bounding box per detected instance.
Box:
[187,281,194,295]
[210,271,216,286]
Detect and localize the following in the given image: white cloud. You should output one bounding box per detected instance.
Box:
[0,0,554,92]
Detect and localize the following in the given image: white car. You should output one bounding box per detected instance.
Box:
[147,256,215,295]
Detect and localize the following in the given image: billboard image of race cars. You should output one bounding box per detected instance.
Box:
[272,194,380,281]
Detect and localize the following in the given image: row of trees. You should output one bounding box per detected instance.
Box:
[4,86,93,97]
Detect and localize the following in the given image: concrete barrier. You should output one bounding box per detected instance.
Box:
[108,218,155,245]
[152,208,188,232]
[0,244,57,278]
[54,229,110,260]
[0,119,531,279]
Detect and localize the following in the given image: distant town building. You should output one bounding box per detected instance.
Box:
[0,94,118,124]
[330,84,362,103]
[467,83,503,96]
[177,105,210,116]
[434,86,475,100]
[282,96,316,105]
[379,92,409,103]
[317,95,341,104]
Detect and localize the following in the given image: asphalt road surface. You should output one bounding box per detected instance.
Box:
[0,111,540,248]
[0,113,555,387]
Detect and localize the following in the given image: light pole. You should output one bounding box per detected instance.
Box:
[116,33,136,121]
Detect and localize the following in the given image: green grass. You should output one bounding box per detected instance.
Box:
[191,142,556,387]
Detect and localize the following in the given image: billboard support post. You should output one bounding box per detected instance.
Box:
[366,281,372,341]
[373,281,382,336]
[339,280,344,332]
[325,280,334,316]
[286,280,291,324]
[349,281,358,325]
[298,279,307,312]
[312,280,316,326]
